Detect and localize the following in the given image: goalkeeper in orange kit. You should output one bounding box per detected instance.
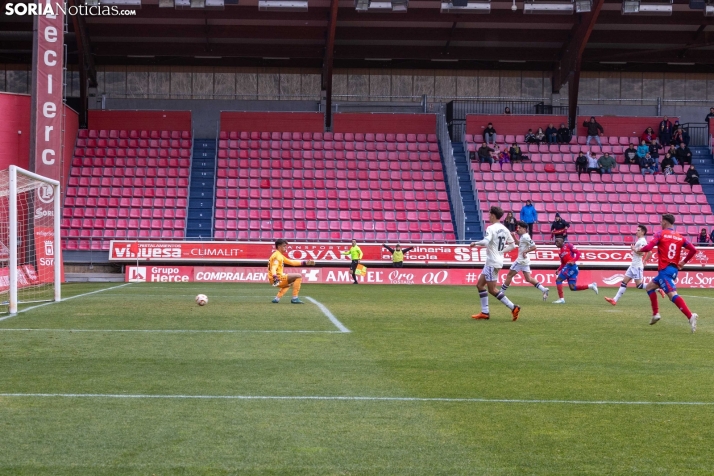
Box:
[268,239,315,304]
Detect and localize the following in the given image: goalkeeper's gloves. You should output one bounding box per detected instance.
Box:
[272,275,280,286]
[301,260,315,266]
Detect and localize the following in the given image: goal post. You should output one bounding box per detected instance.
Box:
[1,165,61,314]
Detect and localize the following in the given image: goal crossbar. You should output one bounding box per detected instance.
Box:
[7,165,61,314]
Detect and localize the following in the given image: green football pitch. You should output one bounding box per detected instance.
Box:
[1,281,713,475]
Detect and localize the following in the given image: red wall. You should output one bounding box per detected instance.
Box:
[0,93,78,194]
[0,92,31,170]
[332,113,436,134]
[466,113,679,138]
[466,115,567,137]
[88,110,192,131]
[220,112,324,133]
[576,116,678,138]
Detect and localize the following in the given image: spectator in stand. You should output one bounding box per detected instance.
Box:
[535,127,546,144]
[483,123,497,147]
[661,152,676,172]
[676,142,693,169]
[706,107,714,125]
[525,129,538,144]
[509,143,523,162]
[659,116,673,146]
[598,152,616,174]
[697,228,709,245]
[551,213,570,242]
[685,164,700,186]
[672,123,690,147]
[637,140,650,163]
[624,143,639,164]
[556,123,571,145]
[478,143,495,164]
[504,107,512,115]
[586,151,600,175]
[519,199,538,236]
[504,211,517,233]
[641,127,656,145]
[575,152,588,178]
[641,153,657,175]
[582,116,604,147]
[545,124,558,144]
[649,138,662,160]
[710,228,714,245]
[493,145,509,164]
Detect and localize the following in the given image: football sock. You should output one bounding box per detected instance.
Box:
[500,283,510,293]
[496,292,515,311]
[575,284,589,291]
[556,283,564,299]
[292,278,302,298]
[479,290,489,314]
[614,282,627,302]
[671,295,693,319]
[276,286,290,299]
[636,283,645,289]
[647,289,659,314]
[534,282,547,292]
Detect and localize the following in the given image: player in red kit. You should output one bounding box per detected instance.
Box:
[638,214,699,332]
[552,237,598,304]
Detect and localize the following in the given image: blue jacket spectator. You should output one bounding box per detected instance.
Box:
[519,200,538,236]
[637,141,650,161]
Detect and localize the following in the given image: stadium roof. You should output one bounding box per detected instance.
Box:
[2,0,714,73]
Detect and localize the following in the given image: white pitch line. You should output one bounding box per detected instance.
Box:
[0,393,713,406]
[0,329,341,334]
[0,283,133,322]
[304,296,350,333]
[681,295,714,300]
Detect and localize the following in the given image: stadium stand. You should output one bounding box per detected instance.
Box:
[213,131,454,242]
[61,128,192,250]
[473,166,714,244]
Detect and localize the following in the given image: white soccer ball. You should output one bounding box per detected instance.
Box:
[195,294,208,306]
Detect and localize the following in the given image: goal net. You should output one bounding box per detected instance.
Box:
[0,166,61,314]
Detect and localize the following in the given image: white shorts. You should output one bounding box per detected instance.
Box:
[625,266,644,280]
[509,262,531,274]
[480,266,500,282]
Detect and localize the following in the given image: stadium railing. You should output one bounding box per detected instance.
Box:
[436,110,466,242]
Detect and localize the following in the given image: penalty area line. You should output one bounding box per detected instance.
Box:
[304,296,350,333]
[0,283,133,322]
[0,393,713,406]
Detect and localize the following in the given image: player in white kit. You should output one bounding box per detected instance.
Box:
[470,206,521,321]
[500,221,550,301]
[605,225,664,305]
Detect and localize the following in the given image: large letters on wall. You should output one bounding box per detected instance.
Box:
[30,0,64,180]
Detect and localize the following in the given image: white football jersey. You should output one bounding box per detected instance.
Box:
[631,237,648,268]
[515,233,536,266]
[482,223,515,268]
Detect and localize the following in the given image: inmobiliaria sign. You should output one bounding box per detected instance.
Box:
[109,241,714,269]
[29,1,64,284]
[124,266,714,289]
